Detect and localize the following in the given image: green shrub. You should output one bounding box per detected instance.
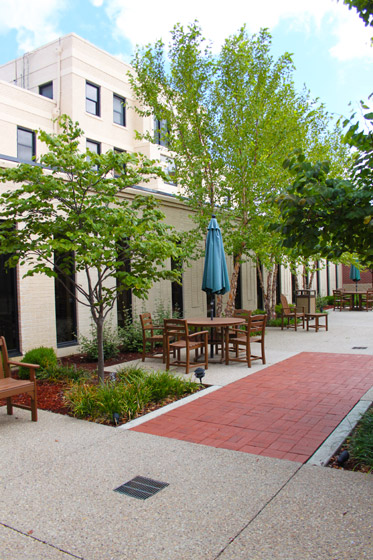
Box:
[64,367,199,424]
[64,383,99,419]
[116,365,147,384]
[79,323,121,361]
[349,407,373,469]
[118,310,143,352]
[18,347,58,379]
[38,363,90,383]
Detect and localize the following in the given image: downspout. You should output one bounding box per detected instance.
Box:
[53,40,62,131]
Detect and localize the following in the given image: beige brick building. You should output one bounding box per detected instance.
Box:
[0,34,341,356]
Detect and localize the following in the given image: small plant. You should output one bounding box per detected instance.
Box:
[38,363,90,383]
[64,367,200,424]
[79,323,121,361]
[348,407,373,470]
[316,295,329,312]
[18,347,58,379]
[118,310,143,352]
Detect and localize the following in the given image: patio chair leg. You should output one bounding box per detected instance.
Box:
[6,397,13,416]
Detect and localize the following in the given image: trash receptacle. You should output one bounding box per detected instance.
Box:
[295,289,316,313]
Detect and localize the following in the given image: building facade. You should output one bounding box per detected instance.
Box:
[0,34,342,356]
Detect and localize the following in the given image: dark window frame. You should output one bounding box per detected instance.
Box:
[17,126,36,162]
[154,118,169,148]
[113,94,126,126]
[86,81,100,116]
[54,249,78,347]
[86,139,101,171]
[113,147,126,178]
[0,247,20,354]
[39,81,53,99]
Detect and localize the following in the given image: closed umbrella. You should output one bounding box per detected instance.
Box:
[202,215,230,320]
[349,265,361,293]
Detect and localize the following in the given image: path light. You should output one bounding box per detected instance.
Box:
[337,450,349,466]
[194,367,205,384]
[113,412,120,425]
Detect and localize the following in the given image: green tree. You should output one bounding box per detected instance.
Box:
[273,109,373,268]
[342,0,373,27]
[0,115,181,381]
[131,23,347,317]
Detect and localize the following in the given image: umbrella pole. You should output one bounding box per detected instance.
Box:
[211,295,214,358]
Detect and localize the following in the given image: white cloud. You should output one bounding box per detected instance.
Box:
[0,0,65,53]
[329,11,373,60]
[103,0,373,61]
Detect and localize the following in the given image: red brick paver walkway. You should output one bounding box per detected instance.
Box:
[131,353,373,463]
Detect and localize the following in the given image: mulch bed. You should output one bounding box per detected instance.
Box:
[60,350,144,371]
[1,350,200,426]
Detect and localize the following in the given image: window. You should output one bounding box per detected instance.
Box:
[86,81,100,116]
[171,247,183,317]
[54,250,77,346]
[161,155,176,185]
[39,81,53,99]
[17,127,35,162]
[113,94,126,126]
[86,139,101,170]
[154,118,169,147]
[117,239,132,326]
[113,147,126,178]
[0,251,19,354]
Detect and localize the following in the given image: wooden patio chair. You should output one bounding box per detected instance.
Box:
[361,289,373,311]
[0,336,39,422]
[333,289,352,311]
[163,318,208,374]
[280,294,305,331]
[139,312,165,362]
[230,309,252,339]
[226,314,267,368]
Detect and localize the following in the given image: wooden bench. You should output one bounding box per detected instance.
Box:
[305,313,328,333]
[0,336,39,422]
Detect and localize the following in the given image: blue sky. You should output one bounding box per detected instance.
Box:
[0,0,372,122]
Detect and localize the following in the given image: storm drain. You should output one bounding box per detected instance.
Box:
[352,346,368,349]
[114,476,169,500]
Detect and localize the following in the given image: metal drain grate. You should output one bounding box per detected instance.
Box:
[114,476,169,500]
[352,346,368,349]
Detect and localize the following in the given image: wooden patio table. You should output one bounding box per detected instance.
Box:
[342,291,367,311]
[187,317,245,364]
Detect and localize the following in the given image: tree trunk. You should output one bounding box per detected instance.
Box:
[257,260,278,320]
[216,295,223,317]
[96,316,105,383]
[224,255,241,317]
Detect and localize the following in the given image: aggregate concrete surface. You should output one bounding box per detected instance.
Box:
[1,310,372,560]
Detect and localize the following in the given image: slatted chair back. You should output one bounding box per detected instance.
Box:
[0,336,10,378]
[364,289,373,311]
[163,318,208,374]
[139,312,164,362]
[280,294,305,330]
[0,336,39,422]
[226,314,267,368]
[280,294,292,317]
[233,309,252,321]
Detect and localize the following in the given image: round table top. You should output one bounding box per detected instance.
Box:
[187,317,245,327]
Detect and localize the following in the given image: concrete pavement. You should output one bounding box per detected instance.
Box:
[1,310,372,560]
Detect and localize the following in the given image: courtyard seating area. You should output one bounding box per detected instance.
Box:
[1,309,372,560]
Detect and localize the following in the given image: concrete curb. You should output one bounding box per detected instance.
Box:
[307,397,372,467]
[118,384,221,430]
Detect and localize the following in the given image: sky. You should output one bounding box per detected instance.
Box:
[0,0,372,123]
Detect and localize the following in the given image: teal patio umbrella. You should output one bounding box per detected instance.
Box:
[349,265,361,293]
[202,215,230,320]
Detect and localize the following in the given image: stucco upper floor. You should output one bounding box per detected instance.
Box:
[0,33,177,196]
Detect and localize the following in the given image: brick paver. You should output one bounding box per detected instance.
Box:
[131,352,373,462]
